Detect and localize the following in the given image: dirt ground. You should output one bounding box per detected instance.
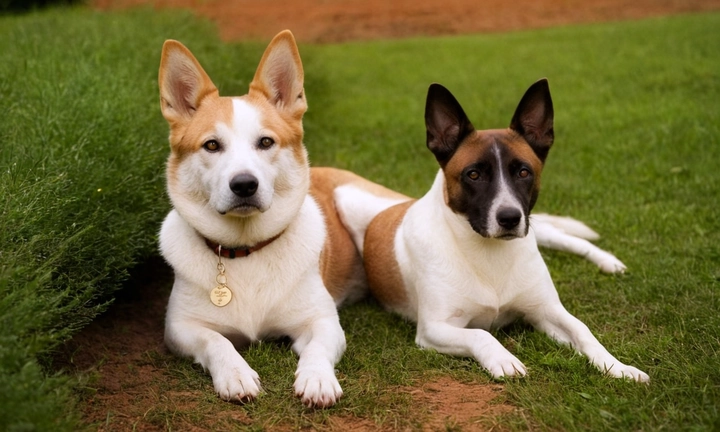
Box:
[65,1,720,430]
[93,0,720,43]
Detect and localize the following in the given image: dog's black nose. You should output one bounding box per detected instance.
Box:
[497,207,522,229]
[229,174,259,198]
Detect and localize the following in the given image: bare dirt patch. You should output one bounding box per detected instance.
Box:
[58,259,175,432]
[93,0,720,43]
[404,378,512,431]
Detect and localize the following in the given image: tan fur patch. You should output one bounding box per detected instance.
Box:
[310,167,409,303]
[309,168,364,303]
[364,200,414,309]
[245,92,306,168]
[442,131,493,208]
[316,167,410,201]
[167,97,234,156]
[165,96,234,190]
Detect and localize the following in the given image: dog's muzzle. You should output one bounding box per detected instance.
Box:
[469,206,529,240]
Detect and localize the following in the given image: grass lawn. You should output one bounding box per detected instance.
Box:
[303,13,720,430]
[0,5,718,431]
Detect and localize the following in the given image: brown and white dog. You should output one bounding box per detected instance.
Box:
[157,31,406,408]
[335,80,649,382]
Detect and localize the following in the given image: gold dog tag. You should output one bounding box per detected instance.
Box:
[211,246,233,307]
[210,285,232,307]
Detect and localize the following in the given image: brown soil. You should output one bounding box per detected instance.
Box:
[58,259,174,431]
[403,378,512,431]
[66,1,719,430]
[93,0,720,43]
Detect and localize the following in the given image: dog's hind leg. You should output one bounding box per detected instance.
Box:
[531,213,601,240]
[531,214,627,273]
[334,184,410,254]
[527,304,649,382]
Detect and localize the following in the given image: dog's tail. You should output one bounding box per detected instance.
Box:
[333,178,411,255]
[530,213,600,240]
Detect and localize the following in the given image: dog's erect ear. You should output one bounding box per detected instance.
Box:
[510,78,554,162]
[158,40,219,124]
[249,30,307,119]
[425,83,475,165]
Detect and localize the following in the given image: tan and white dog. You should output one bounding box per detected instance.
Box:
[335,80,649,382]
[157,31,408,408]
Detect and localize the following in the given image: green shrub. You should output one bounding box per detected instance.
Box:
[0,6,228,431]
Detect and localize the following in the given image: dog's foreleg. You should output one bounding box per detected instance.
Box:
[531,218,627,273]
[529,304,649,382]
[165,321,262,401]
[415,320,527,378]
[291,315,346,408]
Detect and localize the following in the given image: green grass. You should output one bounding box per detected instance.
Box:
[1,5,719,431]
[301,14,720,430]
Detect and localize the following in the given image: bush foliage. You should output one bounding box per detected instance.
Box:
[0,7,225,430]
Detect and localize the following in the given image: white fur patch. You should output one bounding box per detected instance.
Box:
[486,144,526,237]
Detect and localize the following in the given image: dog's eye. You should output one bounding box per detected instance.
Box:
[203,140,220,152]
[467,170,480,181]
[518,168,531,179]
[259,137,275,149]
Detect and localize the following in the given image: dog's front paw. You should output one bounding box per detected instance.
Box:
[213,365,262,402]
[605,363,650,383]
[481,352,527,379]
[294,367,343,408]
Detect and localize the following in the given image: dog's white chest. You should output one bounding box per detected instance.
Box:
[460,237,551,326]
[399,192,553,330]
[166,256,292,339]
[160,196,331,342]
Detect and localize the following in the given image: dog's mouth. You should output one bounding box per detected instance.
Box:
[219,203,262,217]
[494,232,523,240]
[468,219,528,240]
[474,228,524,241]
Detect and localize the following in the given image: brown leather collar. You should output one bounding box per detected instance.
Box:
[205,232,283,259]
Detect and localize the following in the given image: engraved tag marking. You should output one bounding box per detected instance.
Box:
[210,285,232,307]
